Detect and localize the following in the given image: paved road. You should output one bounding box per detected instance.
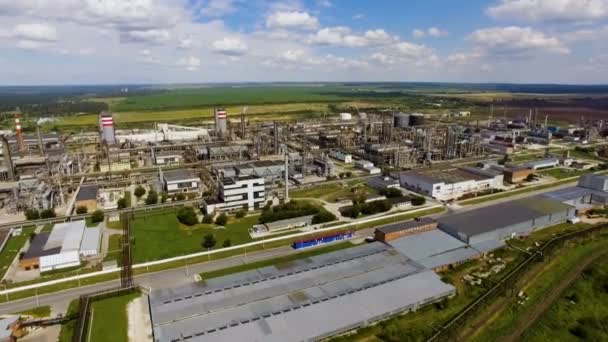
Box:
[0,179,575,315]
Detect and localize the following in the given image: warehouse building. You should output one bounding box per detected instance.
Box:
[235,160,285,181]
[153,151,183,166]
[161,170,200,194]
[20,221,101,272]
[75,185,98,213]
[437,196,575,244]
[218,175,266,212]
[524,158,559,170]
[400,167,503,201]
[367,176,400,192]
[504,166,535,184]
[150,243,455,342]
[542,173,608,210]
[374,217,437,242]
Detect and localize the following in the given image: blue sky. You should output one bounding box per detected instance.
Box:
[0,0,607,85]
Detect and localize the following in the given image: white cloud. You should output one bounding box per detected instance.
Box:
[13,23,58,42]
[177,56,201,71]
[15,40,46,50]
[394,42,436,59]
[487,0,608,22]
[319,0,333,8]
[353,14,365,20]
[308,27,396,47]
[212,37,248,55]
[413,27,448,38]
[122,29,170,44]
[468,26,570,55]
[178,37,193,49]
[446,51,484,65]
[266,11,319,30]
[198,0,237,17]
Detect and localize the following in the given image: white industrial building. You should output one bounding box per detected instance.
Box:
[161,170,201,194]
[525,158,559,170]
[154,151,183,166]
[400,167,504,201]
[212,175,266,212]
[355,159,381,175]
[329,150,353,163]
[116,124,209,144]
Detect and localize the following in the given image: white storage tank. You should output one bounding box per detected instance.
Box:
[340,113,352,121]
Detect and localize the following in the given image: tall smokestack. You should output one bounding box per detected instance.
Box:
[1,135,15,181]
[99,111,116,145]
[284,151,289,203]
[274,121,279,155]
[14,112,24,154]
[36,124,44,156]
[215,108,227,138]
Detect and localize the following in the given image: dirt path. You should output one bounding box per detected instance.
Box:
[500,250,608,342]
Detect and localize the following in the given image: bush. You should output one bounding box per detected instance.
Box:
[222,239,232,248]
[40,208,56,219]
[215,213,228,226]
[259,201,320,223]
[175,193,186,201]
[312,210,336,224]
[25,208,40,220]
[160,192,168,203]
[235,210,246,218]
[340,200,392,218]
[75,206,88,214]
[134,185,146,199]
[91,210,104,223]
[177,207,198,226]
[202,234,216,249]
[202,214,214,224]
[411,196,426,206]
[380,187,402,198]
[145,190,158,205]
[117,198,127,209]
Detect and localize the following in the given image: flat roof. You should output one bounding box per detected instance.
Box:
[150,243,454,341]
[22,232,60,259]
[388,229,467,261]
[376,217,436,235]
[402,168,490,185]
[76,185,98,201]
[80,228,101,252]
[46,221,86,253]
[163,170,199,182]
[437,196,573,237]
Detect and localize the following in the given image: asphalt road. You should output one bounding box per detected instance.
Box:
[0,179,575,315]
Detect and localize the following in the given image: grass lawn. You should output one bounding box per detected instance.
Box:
[58,299,80,342]
[85,217,101,227]
[201,241,355,280]
[291,181,375,203]
[88,292,141,342]
[469,236,608,342]
[132,210,260,263]
[523,257,608,341]
[508,222,591,250]
[104,235,122,262]
[14,305,51,318]
[40,223,53,232]
[539,168,587,180]
[0,226,35,279]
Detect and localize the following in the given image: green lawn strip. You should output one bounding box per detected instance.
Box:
[13,305,51,318]
[85,217,100,227]
[461,178,577,205]
[58,299,80,342]
[522,258,608,342]
[0,226,36,279]
[200,241,354,280]
[538,168,588,180]
[469,236,608,342]
[40,223,53,232]
[291,182,376,203]
[104,235,122,262]
[88,292,141,342]
[507,222,591,250]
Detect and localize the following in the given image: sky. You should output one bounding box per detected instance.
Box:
[0,0,607,85]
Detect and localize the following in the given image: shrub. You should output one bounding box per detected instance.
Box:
[75,206,88,214]
[175,193,186,201]
[91,210,104,223]
[134,185,146,199]
[117,198,127,209]
[160,191,168,203]
[202,214,214,224]
[202,234,216,249]
[215,213,228,226]
[40,208,56,219]
[259,201,320,223]
[411,196,426,206]
[312,210,336,224]
[177,207,198,226]
[380,187,402,198]
[25,208,40,220]
[235,210,246,218]
[222,239,232,248]
[145,190,158,205]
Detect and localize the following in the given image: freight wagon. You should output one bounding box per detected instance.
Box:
[292,231,354,250]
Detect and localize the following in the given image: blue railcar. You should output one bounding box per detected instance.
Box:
[292,231,354,250]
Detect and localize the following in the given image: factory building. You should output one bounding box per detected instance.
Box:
[218,175,266,212]
[161,170,200,194]
[75,185,98,213]
[20,221,101,272]
[235,160,285,181]
[542,173,608,210]
[99,111,115,145]
[329,150,352,163]
[399,167,503,201]
[437,196,575,244]
[355,159,381,175]
[374,217,437,242]
[153,151,183,166]
[150,243,455,342]
[524,158,559,170]
[367,175,400,192]
[503,166,535,184]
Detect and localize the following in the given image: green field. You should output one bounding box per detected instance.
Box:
[58,299,80,342]
[291,180,375,203]
[523,257,608,341]
[0,226,36,279]
[539,168,588,180]
[14,305,51,318]
[201,241,355,280]
[132,210,260,263]
[88,292,141,342]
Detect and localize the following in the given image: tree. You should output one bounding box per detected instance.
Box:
[117,198,127,209]
[160,191,168,203]
[345,171,352,178]
[40,208,56,219]
[202,234,217,249]
[202,214,214,224]
[411,196,426,206]
[175,193,186,201]
[215,213,228,226]
[24,208,40,220]
[134,185,146,200]
[145,190,158,205]
[177,207,198,226]
[381,187,403,198]
[312,210,336,224]
[222,239,232,248]
[526,174,536,182]
[235,210,246,218]
[75,206,88,214]
[91,210,104,223]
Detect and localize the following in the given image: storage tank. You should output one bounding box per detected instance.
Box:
[393,112,410,128]
[409,113,426,126]
[99,111,116,144]
[340,113,352,121]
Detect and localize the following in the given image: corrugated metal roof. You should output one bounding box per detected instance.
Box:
[80,228,101,254]
[417,247,479,270]
[45,221,85,252]
[76,185,98,201]
[376,217,436,235]
[388,229,466,261]
[39,250,80,269]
